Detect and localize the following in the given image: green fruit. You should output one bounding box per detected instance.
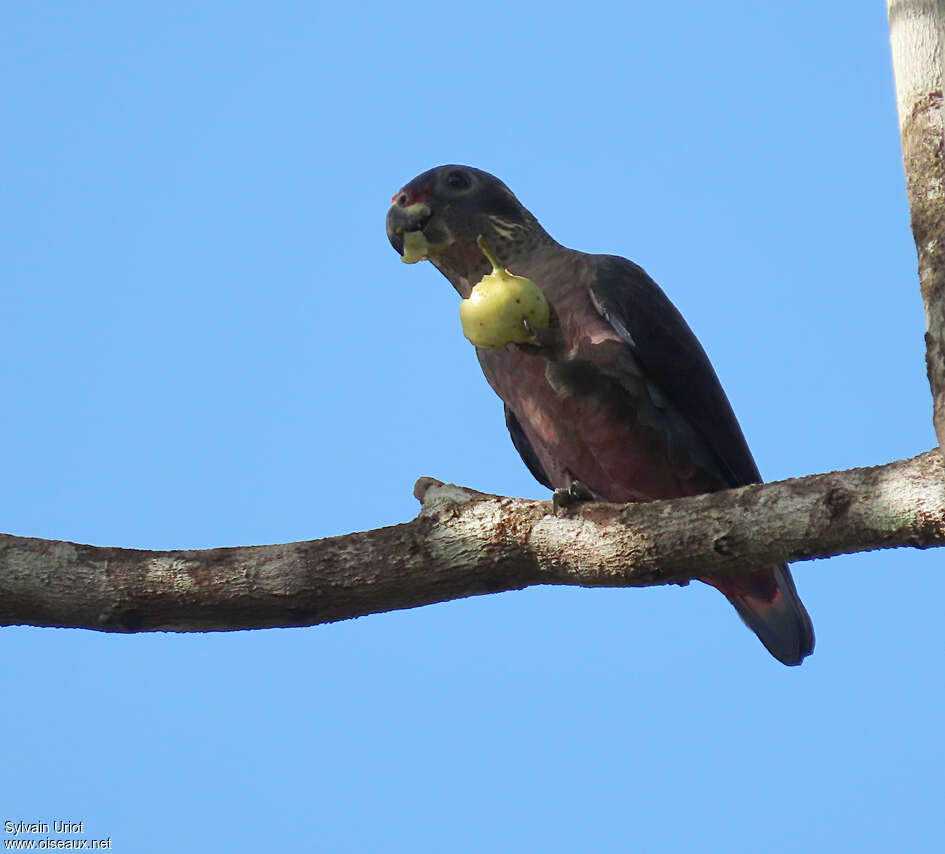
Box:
[459,236,550,349]
[401,230,430,264]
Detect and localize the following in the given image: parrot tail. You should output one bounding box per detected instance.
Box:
[702,565,814,666]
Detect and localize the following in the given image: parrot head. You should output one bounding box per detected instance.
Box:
[386,165,555,295]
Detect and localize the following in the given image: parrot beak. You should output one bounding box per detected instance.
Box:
[386,192,433,253]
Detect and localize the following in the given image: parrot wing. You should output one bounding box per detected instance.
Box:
[587,255,814,665]
[588,255,762,490]
[504,404,554,490]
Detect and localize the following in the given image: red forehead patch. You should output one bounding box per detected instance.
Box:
[390,187,431,206]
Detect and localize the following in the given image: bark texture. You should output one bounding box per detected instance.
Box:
[1,451,942,632]
[889,0,945,445]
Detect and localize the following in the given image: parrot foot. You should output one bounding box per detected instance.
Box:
[552,479,595,516]
[516,319,565,356]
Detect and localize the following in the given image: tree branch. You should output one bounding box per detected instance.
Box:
[888,0,945,445]
[1,450,942,632]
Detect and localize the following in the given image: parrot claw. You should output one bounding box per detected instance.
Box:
[552,479,595,516]
[518,318,564,356]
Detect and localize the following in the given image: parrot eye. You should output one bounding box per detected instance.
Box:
[444,169,472,191]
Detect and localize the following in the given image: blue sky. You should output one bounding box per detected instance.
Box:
[1,1,940,851]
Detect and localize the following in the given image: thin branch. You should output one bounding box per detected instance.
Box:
[1,450,942,632]
[888,0,945,445]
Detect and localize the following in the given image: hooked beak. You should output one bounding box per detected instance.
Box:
[386,194,433,255]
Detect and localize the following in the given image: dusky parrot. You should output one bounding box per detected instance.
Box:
[386,164,814,666]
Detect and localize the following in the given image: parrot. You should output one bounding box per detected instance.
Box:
[386,164,814,665]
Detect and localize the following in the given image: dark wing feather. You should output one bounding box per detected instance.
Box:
[504,404,554,490]
[588,255,761,488]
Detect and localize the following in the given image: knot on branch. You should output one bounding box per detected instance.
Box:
[413,476,444,502]
[414,477,489,519]
[823,487,853,519]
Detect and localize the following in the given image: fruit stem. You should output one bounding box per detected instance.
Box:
[476,235,504,273]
